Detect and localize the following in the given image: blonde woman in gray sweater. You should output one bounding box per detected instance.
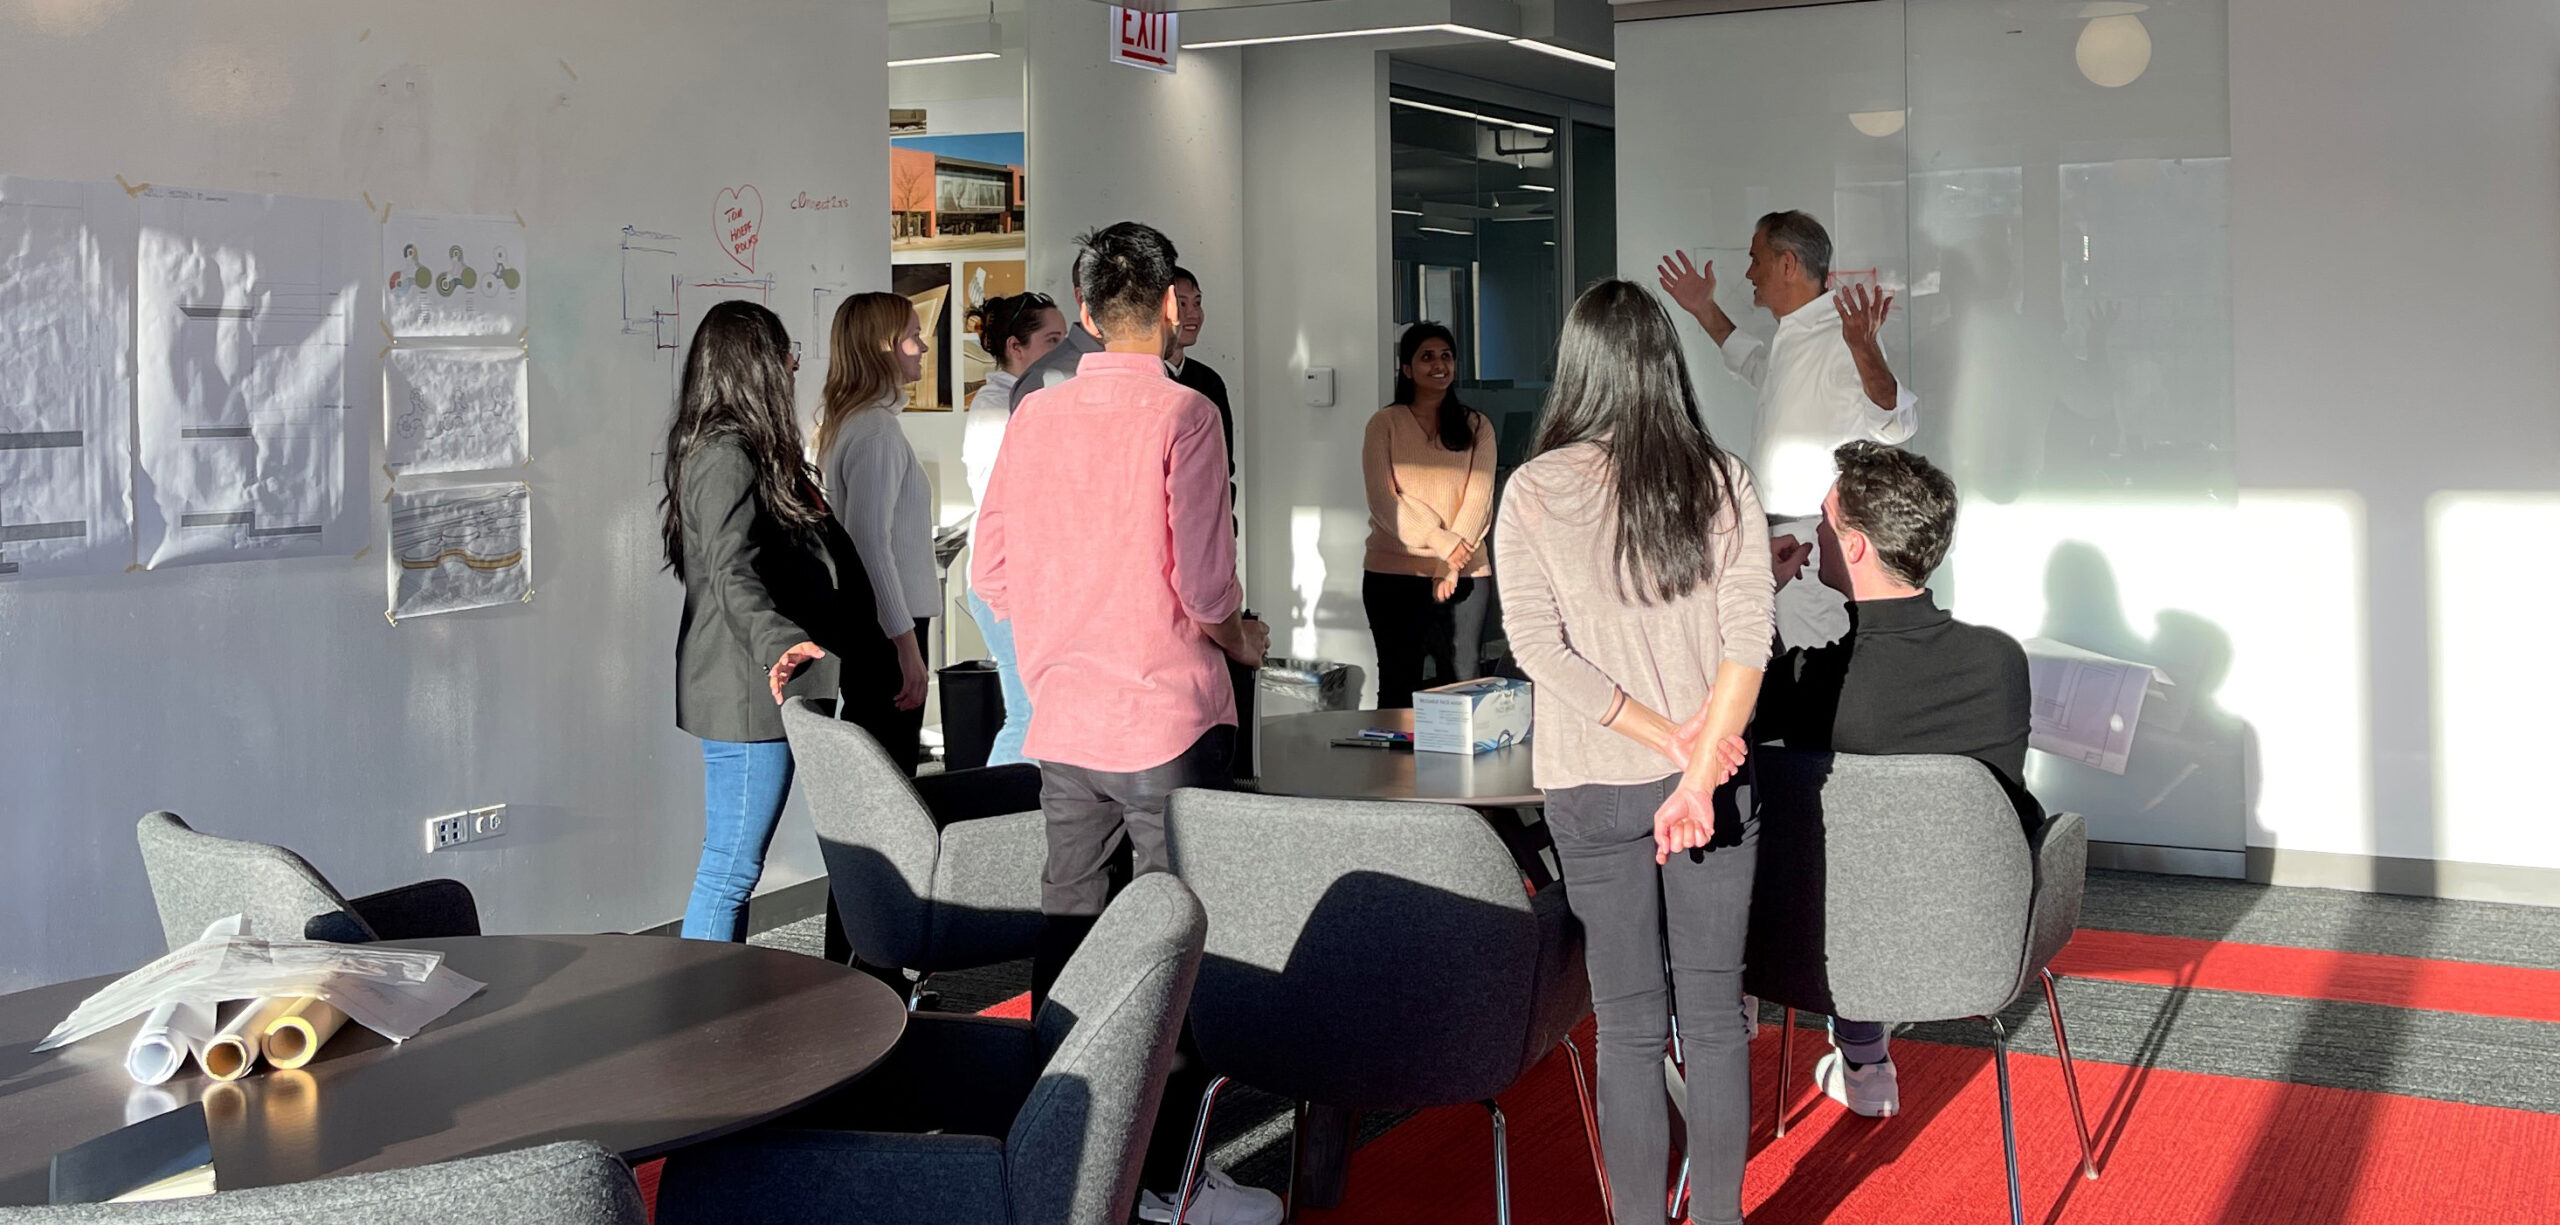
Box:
[1494,279,1773,1225]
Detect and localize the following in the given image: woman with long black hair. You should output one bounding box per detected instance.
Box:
[1360,322,1496,707]
[661,300,897,942]
[1494,279,1773,1225]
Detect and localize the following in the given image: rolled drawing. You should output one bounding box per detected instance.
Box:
[259,998,348,1070]
[200,997,298,1082]
[122,1000,217,1086]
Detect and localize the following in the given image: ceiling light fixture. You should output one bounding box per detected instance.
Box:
[1186,23,1510,51]
[1509,38,1614,70]
[1391,96,1555,136]
[1518,183,1556,192]
[1419,225,1474,236]
[887,51,1002,67]
[1392,208,1426,216]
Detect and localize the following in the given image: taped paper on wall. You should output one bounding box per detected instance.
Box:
[385,346,527,475]
[134,187,365,568]
[2022,636,2172,776]
[0,176,136,579]
[388,481,530,620]
[383,212,528,339]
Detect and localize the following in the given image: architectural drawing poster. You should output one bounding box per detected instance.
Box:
[383,212,528,340]
[388,481,530,621]
[135,186,364,569]
[0,175,134,580]
[385,345,528,475]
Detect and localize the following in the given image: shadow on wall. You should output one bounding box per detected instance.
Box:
[2029,541,2258,853]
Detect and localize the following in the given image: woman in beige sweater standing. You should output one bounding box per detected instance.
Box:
[1361,322,1497,707]
[1495,280,1772,1225]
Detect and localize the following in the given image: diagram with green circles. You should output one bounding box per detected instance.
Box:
[382,212,529,339]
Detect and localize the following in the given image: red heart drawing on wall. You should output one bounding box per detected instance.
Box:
[715,185,763,273]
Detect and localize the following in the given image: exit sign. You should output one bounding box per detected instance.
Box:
[1109,5,1178,74]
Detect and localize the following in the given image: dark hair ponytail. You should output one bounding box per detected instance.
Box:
[977,292,1056,370]
[1392,321,1479,452]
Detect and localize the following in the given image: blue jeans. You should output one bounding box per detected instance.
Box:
[965,587,1032,766]
[683,738,796,942]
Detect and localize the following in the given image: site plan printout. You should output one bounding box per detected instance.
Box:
[134,187,365,568]
[2022,636,2173,776]
[0,177,135,579]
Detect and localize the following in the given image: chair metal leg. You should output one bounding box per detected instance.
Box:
[2043,969,2102,1181]
[1484,1099,1512,1225]
[1173,1075,1231,1219]
[904,972,932,1011]
[1988,1017,2023,1225]
[1774,1006,1797,1138]
[1559,1036,1613,1223]
[1284,1100,1307,1221]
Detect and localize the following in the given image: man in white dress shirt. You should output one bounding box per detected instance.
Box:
[1658,210,1915,646]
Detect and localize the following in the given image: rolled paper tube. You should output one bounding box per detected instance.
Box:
[259,998,348,1071]
[125,1002,194,1086]
[201,997,298,1082]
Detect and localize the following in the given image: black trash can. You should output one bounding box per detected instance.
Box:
[938,660,1003,772]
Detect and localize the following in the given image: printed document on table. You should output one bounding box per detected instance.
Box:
[383,212,528,339]
[2022,637,2172,776]
[388,481,530,620]
[134,187,368,568]
[385,346,528,475]
[0,176,135,579]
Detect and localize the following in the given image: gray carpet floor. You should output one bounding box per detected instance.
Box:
[751,867,2560,1196]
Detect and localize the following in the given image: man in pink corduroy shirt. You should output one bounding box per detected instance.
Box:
[970,221,1275,1221]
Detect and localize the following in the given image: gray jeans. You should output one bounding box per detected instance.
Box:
[1546,773,1757,1225]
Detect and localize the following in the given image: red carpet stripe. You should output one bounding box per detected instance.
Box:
[1298,1024,2560,1225]
[2050,929,2560,1024]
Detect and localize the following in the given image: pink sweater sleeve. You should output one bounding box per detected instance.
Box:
[1167,400,1243,625]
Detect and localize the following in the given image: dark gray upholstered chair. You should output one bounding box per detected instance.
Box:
[780,697,1046,1004]
[134,812,480,949]
[1161,789,1600,1224]
[0,1141,642,1224]
[1727,750,2099,1225]
[654,873,1206,1225]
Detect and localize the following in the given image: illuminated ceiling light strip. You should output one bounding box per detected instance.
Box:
[1390,96,1555,136]
[1391,208,1426,216]
[1517,183,1556,192]
[1419,225,1474,236]
[887,51,1003,67]
[1186,23,1510,50]
[1509,37,1615,71]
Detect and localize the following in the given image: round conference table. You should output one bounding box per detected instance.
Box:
[1251,709,1543,807]
[0,933,906,1206]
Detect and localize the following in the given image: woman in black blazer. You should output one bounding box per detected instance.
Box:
[661,300,898,942]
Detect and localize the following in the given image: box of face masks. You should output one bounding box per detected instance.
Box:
[1412,677,1533,755]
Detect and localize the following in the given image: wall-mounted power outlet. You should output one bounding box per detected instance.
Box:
[424,804,508,853]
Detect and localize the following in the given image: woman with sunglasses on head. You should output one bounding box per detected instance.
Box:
[960,291,1067,766]
[815,293,939,776]
[662,301,899,943]
[1495,279,1772,1225]
[1362,321,1497,708]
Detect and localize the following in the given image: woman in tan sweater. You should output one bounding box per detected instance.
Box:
[1361,322,1497,707]
[1494,280,1772,1225]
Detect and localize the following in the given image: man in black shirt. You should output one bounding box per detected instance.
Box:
[1754,440,2042,1120]
[1166,266,1238,540]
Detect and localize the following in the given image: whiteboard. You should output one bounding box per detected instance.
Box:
[0,0,890,990]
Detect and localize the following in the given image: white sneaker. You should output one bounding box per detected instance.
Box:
[1815,1049,1899,1117]
[1136,1165,1284,1225]
[1741,993,1760,1041]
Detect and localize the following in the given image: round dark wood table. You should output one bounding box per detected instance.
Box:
[1252,709,1544,807]
[0,933,905,1206]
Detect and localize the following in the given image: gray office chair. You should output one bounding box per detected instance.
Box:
[135,812,480,950]
[1722,750,2100,1225]
[654,873,1206,1225]
[1161,789,1602,1224]
[780,697,1046,1004]
[0,1141,641,1224]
